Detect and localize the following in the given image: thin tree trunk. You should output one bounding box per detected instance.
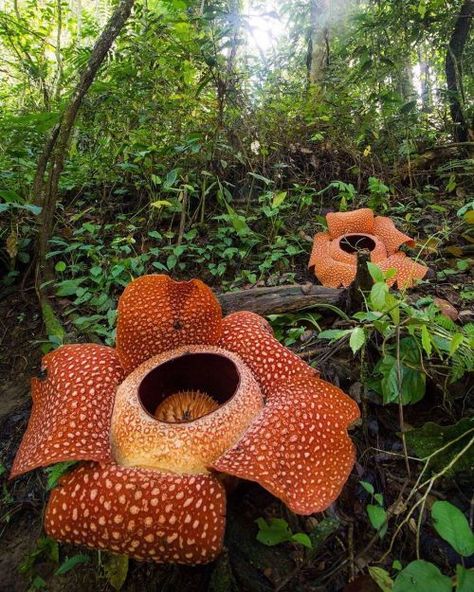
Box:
[31,124,60,205]
[36,0,135,288]
[52,0,63,102]
[397,56,415,101]
[445,0,474,143]
[307,0,330,85]
[418,46,432,113]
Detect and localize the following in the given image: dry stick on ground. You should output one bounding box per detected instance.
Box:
[33,0,136,329]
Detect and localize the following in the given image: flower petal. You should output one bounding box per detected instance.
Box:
[212,376,359,514]
[378,253,428,288]
[326,208,374,239]
[373,216,416,255]
[45,462,226,564]
[11,345,124,478]
[218,311,318,396]
[312,257,357,288]
[308,231,331,269]
[116,275,222,373]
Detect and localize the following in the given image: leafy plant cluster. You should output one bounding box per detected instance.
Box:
[319,263,474,403]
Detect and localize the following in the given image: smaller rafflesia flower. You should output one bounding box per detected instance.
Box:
[11,275,360,564]
[309,208,428,288]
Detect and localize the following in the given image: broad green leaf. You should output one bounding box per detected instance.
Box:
[393,560,451,592]
[449,333,464,356]
[371,282,388,311]
[421,325,432,356]
[0,189,24,203]
[166,254,178,269]
[307,517,340,554]
[54,261,66,272]
[367,504,387,538]
[405,418,474,475]
[291,533,312,549]
[367,262,384,283]
[55,554,90,575]
[360,480,375,495]
[369,566,393,592]
[223,201,252,236]
[44,461,77,490]
[431,501,474,557]
[256,518,292,546]
[150,200,172,209]
[272,191,287,208]
[374,493,384,506]
[350,327,366,354]
[318,329,350,340]
[163,168,179,188]
[248,172,273,185]
[456,565,474,592]
[103,553,129,591]
[56,278,85,297]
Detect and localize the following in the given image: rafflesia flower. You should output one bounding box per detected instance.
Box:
[309,208,428,288]
[11,275,359,564]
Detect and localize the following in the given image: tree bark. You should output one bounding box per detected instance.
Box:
[418,46,432,113]
[445,0,474,143]
[397,56,415,101]
[218,284,343,315]
[307,0,330,85]
[36,0,135,284]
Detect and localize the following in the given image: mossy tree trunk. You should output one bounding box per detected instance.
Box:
[33,0,135,334]
[307,0,330,86]
[33,0,134,281]
[445,0,474,143]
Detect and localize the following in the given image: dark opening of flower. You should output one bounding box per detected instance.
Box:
[339,234,376,254]
[11,274,360,565]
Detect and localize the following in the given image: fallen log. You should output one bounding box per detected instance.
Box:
[218,283,344,315]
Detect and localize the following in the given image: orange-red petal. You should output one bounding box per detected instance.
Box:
[312,257,357,288]
[219,311,318,397]
[11,345,124,478]
[326,208,374,239]
[308,231,331,269]
[212,376,359,514]
[373,216,416,255]
[116,275,223,374]
[45,462,226,564]
[378,252,428,288]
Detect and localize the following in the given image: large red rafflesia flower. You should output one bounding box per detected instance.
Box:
[309,208,428,288]
[11,275,360,564]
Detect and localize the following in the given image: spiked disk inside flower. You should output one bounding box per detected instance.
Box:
[154,390,220,422]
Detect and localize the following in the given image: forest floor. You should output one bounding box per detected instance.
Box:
[0,195,473,592]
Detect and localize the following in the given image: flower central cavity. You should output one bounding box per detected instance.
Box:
[339,234,377,254]
[110,346,264,475]
[154,390,219,423]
